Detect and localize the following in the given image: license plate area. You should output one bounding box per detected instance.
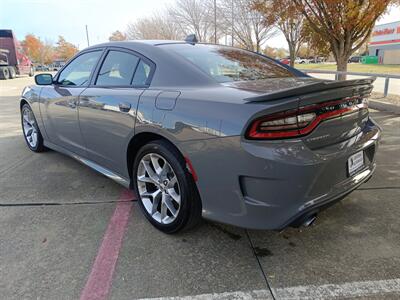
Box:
[348,151,364,176]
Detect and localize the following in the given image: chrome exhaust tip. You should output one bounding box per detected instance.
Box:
[290,213,318,228]
[302,215,317,227]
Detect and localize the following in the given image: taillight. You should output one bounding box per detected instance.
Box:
[246,96,368,140]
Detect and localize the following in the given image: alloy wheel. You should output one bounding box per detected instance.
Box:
[137,153,181,224]
[22,107,38,148]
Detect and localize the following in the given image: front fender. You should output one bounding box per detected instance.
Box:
[21,86,48,140]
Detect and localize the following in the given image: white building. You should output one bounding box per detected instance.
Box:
[368,21,400,64]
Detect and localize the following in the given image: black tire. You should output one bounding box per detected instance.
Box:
[29,66,34,77]
[133,140,202,233]
[21,104,47,152]
[8,67,16,79]
[0,67,10,80]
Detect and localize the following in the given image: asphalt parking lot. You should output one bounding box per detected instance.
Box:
[1,76,399,300]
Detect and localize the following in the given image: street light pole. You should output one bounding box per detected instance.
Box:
[214,0,217,44]
[85,25,90,47]
[231,0,234,46]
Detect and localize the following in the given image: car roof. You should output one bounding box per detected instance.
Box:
[88,40,186,48]
[83,40,219,88]
[78,40,303,88]
[132,40,186,46]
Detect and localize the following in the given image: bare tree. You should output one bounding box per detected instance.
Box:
[168,0,216,42]
[220,0,276,52]
[125,0,275,49]
[126,12,184,40]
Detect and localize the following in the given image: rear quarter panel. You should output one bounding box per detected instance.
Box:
[134,86,303,222]
[152,86,301,141]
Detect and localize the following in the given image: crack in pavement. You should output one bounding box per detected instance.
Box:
[245,229,276,300]
[0,153,37,175]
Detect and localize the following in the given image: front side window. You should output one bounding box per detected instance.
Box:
[96,50,139,86]
[160,44,294,83]
[57,51,102,86]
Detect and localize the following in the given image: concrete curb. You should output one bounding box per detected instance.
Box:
[369,100,400,115]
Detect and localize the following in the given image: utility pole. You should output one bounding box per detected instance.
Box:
[214,0,217,44]
[38,36,43,66]
[85,25,90,47]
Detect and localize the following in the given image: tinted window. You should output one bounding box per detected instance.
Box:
[57,51,102,86]
[96,50,139,86]
[132,60,152,86]
[0,30,13,38]
[160,44,294,82]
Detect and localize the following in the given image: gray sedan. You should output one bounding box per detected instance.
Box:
[21,39,381,233]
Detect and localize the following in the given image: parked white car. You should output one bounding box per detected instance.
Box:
[295,57,311,64]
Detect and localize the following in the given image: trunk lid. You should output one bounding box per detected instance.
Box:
[225,77,374,102]
[297,80,372,149]
[235,77,375,149]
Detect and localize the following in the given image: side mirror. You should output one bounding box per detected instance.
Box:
[35,73,53,85]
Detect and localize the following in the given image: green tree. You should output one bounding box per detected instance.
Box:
[21,35,55,65]
[263,46,288,59]
[55,36,78,61]
[293,0,391,79]
[253,0,306,67]
[21,34,42,62]
[40,40,55,65]
[301,20,331,58]
[109,30,127,41]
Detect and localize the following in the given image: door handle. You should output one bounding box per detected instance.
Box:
[119,102,131,112]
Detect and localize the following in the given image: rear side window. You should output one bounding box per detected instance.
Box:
[160,44,294,83]
[132,60,151,86]
[96,50,139,86]
[57,51,102,86]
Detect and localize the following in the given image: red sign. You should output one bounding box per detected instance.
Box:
[373,28,395,36]
[369,21,400,45]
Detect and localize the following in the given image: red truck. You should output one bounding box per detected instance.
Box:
[0,29,34,80]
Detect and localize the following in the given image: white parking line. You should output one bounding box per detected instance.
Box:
[274,278,400,299]
[138,290,273,300]
[139,278,400,300]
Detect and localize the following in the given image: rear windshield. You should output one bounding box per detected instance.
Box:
[159,43,294,82]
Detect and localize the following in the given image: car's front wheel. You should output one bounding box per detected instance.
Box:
[133,140,202,233]
[21,104,46,152]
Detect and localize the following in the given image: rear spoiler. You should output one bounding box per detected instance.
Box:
[244,78,375,102]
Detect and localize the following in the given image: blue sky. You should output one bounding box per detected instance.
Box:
[0,0,174,48]
[1,0,399,50]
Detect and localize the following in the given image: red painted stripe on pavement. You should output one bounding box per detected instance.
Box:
[80,189,135,300]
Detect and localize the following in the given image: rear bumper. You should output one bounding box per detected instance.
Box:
[180,117,381,230]
[278,163,375,230]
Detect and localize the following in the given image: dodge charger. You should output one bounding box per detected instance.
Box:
[20,37,381,233]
